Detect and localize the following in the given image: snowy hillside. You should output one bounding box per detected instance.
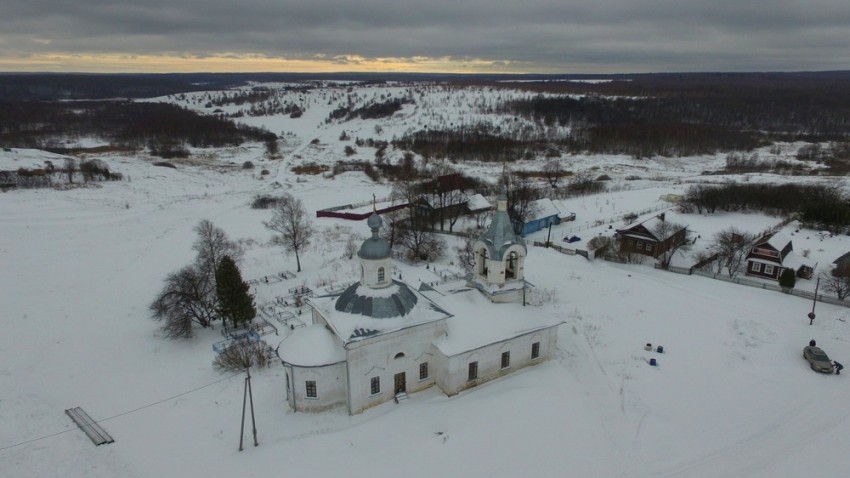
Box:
[2,82,850,478]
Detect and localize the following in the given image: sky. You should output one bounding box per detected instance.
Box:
[3,0,850,74]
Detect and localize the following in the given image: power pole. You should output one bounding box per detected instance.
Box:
[238,367,259,451]
[809,276,820,325]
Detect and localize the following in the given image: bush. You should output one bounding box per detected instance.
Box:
[213,340,273,371]
[242,161,255,170]
[251,195,282,209]
[153,161,177,169]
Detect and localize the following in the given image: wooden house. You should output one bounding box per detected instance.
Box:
[615,211,689,258]
[745,233,814,280]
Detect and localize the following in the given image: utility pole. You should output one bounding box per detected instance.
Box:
[809,276,820,325]
[239,367,259,451]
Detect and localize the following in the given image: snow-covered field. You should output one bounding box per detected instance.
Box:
[2,83,849,477]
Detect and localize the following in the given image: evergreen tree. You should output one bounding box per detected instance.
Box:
[215,255,256,327]
[779,268,797,290]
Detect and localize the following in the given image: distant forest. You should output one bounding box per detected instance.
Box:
[0,101,275,156]
[2,71,850,159]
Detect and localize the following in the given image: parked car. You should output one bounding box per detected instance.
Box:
[563,235,581,243]
[803,346,834,373]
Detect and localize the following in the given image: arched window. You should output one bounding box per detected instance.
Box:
[378,266,385,283]
[394,352,405,360]
[479,248,489,276]
[506,251,518,279]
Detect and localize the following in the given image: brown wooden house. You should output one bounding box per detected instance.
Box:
[615,211,689,258]
[745,233,814,280]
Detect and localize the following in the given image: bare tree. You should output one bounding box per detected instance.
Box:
[455,231,477,274]
[150,265,218,338]
[265,193,314,272]
[64,157,77,184]
[822,265,850,300]
[397,222,444,261]
[193,219,242,282]
[213,340,273,371]
[499,170,541,234]
[543,158,563,188]
[652,220,690,268]
[711,227,753,277]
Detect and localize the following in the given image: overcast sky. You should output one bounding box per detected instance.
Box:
[3,0,850,73]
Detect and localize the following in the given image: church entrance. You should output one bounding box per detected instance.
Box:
[394,372,406,394]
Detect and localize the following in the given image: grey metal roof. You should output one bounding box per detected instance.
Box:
[358,212,391,259]
[334,280,419,318]
[479,198,526,261]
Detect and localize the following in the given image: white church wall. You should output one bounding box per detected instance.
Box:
[346,320,448,415]
[287,362,348,413]
[438,326,560,396]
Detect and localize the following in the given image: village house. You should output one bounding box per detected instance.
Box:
[518,198,563,236]
[615,211,689,258]
[277,197,561,415]
[745,233,814,280]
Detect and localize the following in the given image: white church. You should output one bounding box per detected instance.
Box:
[277,194,563,415]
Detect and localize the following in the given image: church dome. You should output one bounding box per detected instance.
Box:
[334,280,418,318]
[358,212,391,260]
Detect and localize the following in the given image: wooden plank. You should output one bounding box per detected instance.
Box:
[65,407,114,446]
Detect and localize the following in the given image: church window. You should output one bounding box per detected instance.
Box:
[394,352,405,360]
[370,376,381,395]
[531,342,540,359]
[378,266,385,283]
[479,249,489,276]
[501,351,511,369]
[506,251,518,280]
[468,361,478,381]
[419,362,429,380]
[305,381,317,398]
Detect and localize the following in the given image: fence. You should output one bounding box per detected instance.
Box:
[691,269,849,308]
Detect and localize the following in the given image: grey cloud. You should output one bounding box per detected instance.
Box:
[2,0,850,71]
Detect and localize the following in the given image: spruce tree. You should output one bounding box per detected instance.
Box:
[215,255,256,328]
[779,268,797,290]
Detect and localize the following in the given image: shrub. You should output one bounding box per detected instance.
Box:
[779,268,797,289]
[251,195,282,209]
[213,340,273,371]
[153,161,177,169]
[243,161,255,170]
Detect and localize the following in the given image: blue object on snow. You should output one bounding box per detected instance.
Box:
[657,345,664,353]
[649,358,657,366]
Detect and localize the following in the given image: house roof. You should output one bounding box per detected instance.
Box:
[833,251,850,265]
[466,193,491,212]
[760,232,792,251]
[526,198,561,222]
[616,209,689,241]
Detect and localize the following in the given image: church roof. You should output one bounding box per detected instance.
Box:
[277,325,346,367]
[479,195,526,261]
[335,280,418,319]
[311,283,452,344]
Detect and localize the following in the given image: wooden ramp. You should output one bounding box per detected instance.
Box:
[65,407,114,446]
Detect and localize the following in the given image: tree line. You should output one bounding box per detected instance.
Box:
[684,183,850,232]
[0,101,276,156]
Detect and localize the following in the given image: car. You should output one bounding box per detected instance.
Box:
[803,346,834,373]
[563,235,581,243]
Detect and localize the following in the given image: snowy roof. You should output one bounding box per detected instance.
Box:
[782,251,814,270]
[526,198,561,222]
[620,209,689,241]
[426,288,563,357]
[277,325,346,367]
[335,280,418,318]
[310,282,452,344]
[764,232,792,251]
[466,193,491,212]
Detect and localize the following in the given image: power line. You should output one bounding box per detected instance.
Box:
[0,372,242,453]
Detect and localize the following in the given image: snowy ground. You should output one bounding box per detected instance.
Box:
[2,83,850,477]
